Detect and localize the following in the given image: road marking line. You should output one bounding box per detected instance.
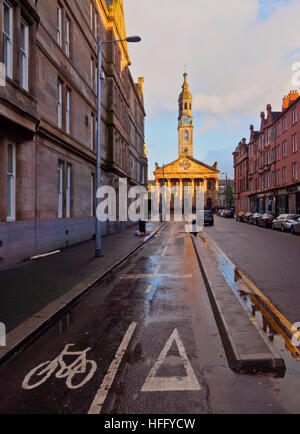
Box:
[146,285,153,294]
[88,322,137,415]
[154,265,161,276]
[141,328,201,392]
[162,246,168,256]
[236,267,297,336]
[122,274,192,280]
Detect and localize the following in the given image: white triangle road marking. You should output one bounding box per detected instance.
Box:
[141,328,201,392]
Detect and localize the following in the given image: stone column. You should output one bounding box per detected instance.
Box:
[156,179,160,205]
[192,179,195,208]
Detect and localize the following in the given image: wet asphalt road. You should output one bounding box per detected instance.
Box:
[0,223,298,414]
[205,217,300,325]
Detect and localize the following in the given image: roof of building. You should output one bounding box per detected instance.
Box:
[179,72,192,101]
[154,155,219,174]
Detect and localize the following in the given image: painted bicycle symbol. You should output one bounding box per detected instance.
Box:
[22,344,97,390]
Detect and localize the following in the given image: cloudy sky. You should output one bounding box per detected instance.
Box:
[124,0,300,179]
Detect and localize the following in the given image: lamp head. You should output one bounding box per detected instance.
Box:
[126,36,141,43]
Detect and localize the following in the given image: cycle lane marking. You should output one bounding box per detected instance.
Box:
[141,328,201,392]
[22,344,97,390]
[88,322,137,415]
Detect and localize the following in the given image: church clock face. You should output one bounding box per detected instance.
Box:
[181,116,191,125]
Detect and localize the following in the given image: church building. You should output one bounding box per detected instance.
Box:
[154,72,219,210]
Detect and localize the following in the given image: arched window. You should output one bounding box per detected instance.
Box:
[184,130,189,141]
[189,104,192,110]
[185,103,187,110]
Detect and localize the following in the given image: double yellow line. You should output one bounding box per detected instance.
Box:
[235,268,300,360]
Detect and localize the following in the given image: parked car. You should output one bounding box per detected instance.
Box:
[241,212,253,223]
[257,213,275,228]
[235,211,245,222]
[249,213,262,225]
[217,209,225,217]
[204,210,214,226]
[224,209,235,218]
[291,217,300,235]
[272,214,300,232]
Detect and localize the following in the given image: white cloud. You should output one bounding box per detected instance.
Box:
[125,0,300,131]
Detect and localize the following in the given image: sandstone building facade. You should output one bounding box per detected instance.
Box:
[154,72,219,211]
[233,91,300,215]
[0,0,147,267]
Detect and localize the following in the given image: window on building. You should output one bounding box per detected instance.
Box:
[184,130,188,141]
[58,161,63,218]
[66,88,71,134]
[90,58,95,89]
[94,12,98,38]
[260,135,264,149]
[65,15,70,57]
[292,107,298,125]
[276,144,281,161]
[3,0,13,79]
[66,164,71,218]
[292,162,298,180]
[7,142,16,221]
[282,140,287,158]
[292,134,298,153]
[282,167,287,184]
[57,80,63,128]
[277,122,280,136]
[276,169,280,186]
[57,3,62,46]
[90,113,95,150]
[90,1,93,29]
[20,19,29,90]
[283,116,287,131]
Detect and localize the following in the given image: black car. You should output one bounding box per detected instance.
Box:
[249,213,262,225]
[241,212,253,223]
[235,211,245,222]
[257,213,275,228]
[204,210,214,226]
[224,209,235,218]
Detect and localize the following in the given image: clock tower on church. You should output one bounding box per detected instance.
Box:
[178,72,193,158]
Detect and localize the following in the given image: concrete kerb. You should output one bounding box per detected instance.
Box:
[0,222,168,366]
[191,234,286,376]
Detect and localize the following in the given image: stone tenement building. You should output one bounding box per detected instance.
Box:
[154,72,219,210]
[233,91,300,215]
[0,0,147,267]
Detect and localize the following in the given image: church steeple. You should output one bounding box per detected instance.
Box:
[178,71,193,158]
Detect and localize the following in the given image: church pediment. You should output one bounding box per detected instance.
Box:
[154,157,219,176]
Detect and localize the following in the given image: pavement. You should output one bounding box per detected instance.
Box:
[0,222,163,334]
[0,222,297,414]
[0,221,165,365]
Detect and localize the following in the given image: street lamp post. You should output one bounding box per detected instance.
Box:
[95,36,141,258]
[221,172,228,209]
